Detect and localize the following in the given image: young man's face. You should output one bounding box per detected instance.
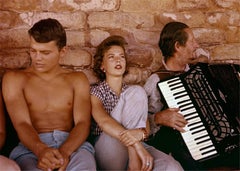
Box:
[29,36,65,72]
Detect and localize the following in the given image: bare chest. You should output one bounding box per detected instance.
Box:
[23,78,73,111]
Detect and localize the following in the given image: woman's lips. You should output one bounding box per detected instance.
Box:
[115,64,122,69]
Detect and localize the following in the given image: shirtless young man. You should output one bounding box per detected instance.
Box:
[2,18,96,171]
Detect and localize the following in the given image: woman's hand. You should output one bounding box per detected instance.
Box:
[133,142,153,171]
[119,129,139,146]
[119,128,147,146]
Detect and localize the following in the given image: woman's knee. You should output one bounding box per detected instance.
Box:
[94,134,128,170]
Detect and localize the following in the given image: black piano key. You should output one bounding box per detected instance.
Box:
[195,134,209,141]
[177,99,191,105]
[188,121,202,127]
[180,106,194,112]
[170,85,183,91]
[167,79,180,85]
[168,83,182,88]
[173,90,186,96]
[189,124,204,131]
[182,111,196,117]
[192,128,205,135]
[202,148,216,155]
[179,102,193,108]
[169,83,182,88]
[175,93,188,99]
[200,144,214,151]
[185,114,198,121]
[196,138,211,145]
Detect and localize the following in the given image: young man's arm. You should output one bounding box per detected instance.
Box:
[58,72,92,170]
[0,90,6,150]
[2,71,63,170]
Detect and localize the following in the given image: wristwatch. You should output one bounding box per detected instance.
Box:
[139,128,148,141]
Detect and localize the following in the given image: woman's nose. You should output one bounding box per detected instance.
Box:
[115,56,121,62]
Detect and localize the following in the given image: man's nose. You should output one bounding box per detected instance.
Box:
[194,40,200,48]
[35,52,43,60]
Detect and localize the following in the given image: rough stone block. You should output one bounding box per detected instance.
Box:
[59,48,92,67]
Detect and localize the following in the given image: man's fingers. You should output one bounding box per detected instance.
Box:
[52,150,64,164]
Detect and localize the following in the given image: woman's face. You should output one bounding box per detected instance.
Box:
[101,45,126,79]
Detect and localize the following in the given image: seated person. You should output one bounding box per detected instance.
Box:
[144,21,238,170]
[90,35,183,171]
[0,89,20,171]
[2,18,96,171]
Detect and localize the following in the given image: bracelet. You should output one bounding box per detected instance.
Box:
[138,128,148,141]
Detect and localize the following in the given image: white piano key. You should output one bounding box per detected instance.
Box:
[188,122,203,130]
[188,140,213,150]
[163,87,185,94]
[185,135,210,144]
[187,117,201,124]
[166,96,190,105]
[193,150,217,160]
[182,130,208,142]
[180,104,194,111]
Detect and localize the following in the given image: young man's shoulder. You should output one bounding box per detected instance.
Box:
[3,69,29,81]
[63,70,88,80]
[63,70,90,87]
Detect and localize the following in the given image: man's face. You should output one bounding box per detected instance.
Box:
[179,28,199,64]
[29,36,64,72]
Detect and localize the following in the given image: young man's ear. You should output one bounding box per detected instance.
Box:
[60,46,68,57]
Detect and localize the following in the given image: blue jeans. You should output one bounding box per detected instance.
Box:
[10,130,96,171]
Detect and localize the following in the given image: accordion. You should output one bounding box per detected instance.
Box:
[157,63,240,162]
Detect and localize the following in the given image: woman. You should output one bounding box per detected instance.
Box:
[90,35,183,171]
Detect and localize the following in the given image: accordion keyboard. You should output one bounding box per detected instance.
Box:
[158,77,218,161]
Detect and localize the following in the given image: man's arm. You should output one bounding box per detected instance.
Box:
[3,71,64,170]
[0,90,6,150]
[2,71,49,155]
[58,72,92,169]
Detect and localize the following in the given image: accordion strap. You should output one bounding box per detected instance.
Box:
[154,64,184,80]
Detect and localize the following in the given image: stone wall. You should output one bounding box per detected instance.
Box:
[0,0,239,84]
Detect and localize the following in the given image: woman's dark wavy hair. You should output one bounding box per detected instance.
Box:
[93,35,128,81]
[158,22,189,61]
[28,18,66,50]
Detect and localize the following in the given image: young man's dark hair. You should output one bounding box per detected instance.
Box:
[28,18,66,50]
